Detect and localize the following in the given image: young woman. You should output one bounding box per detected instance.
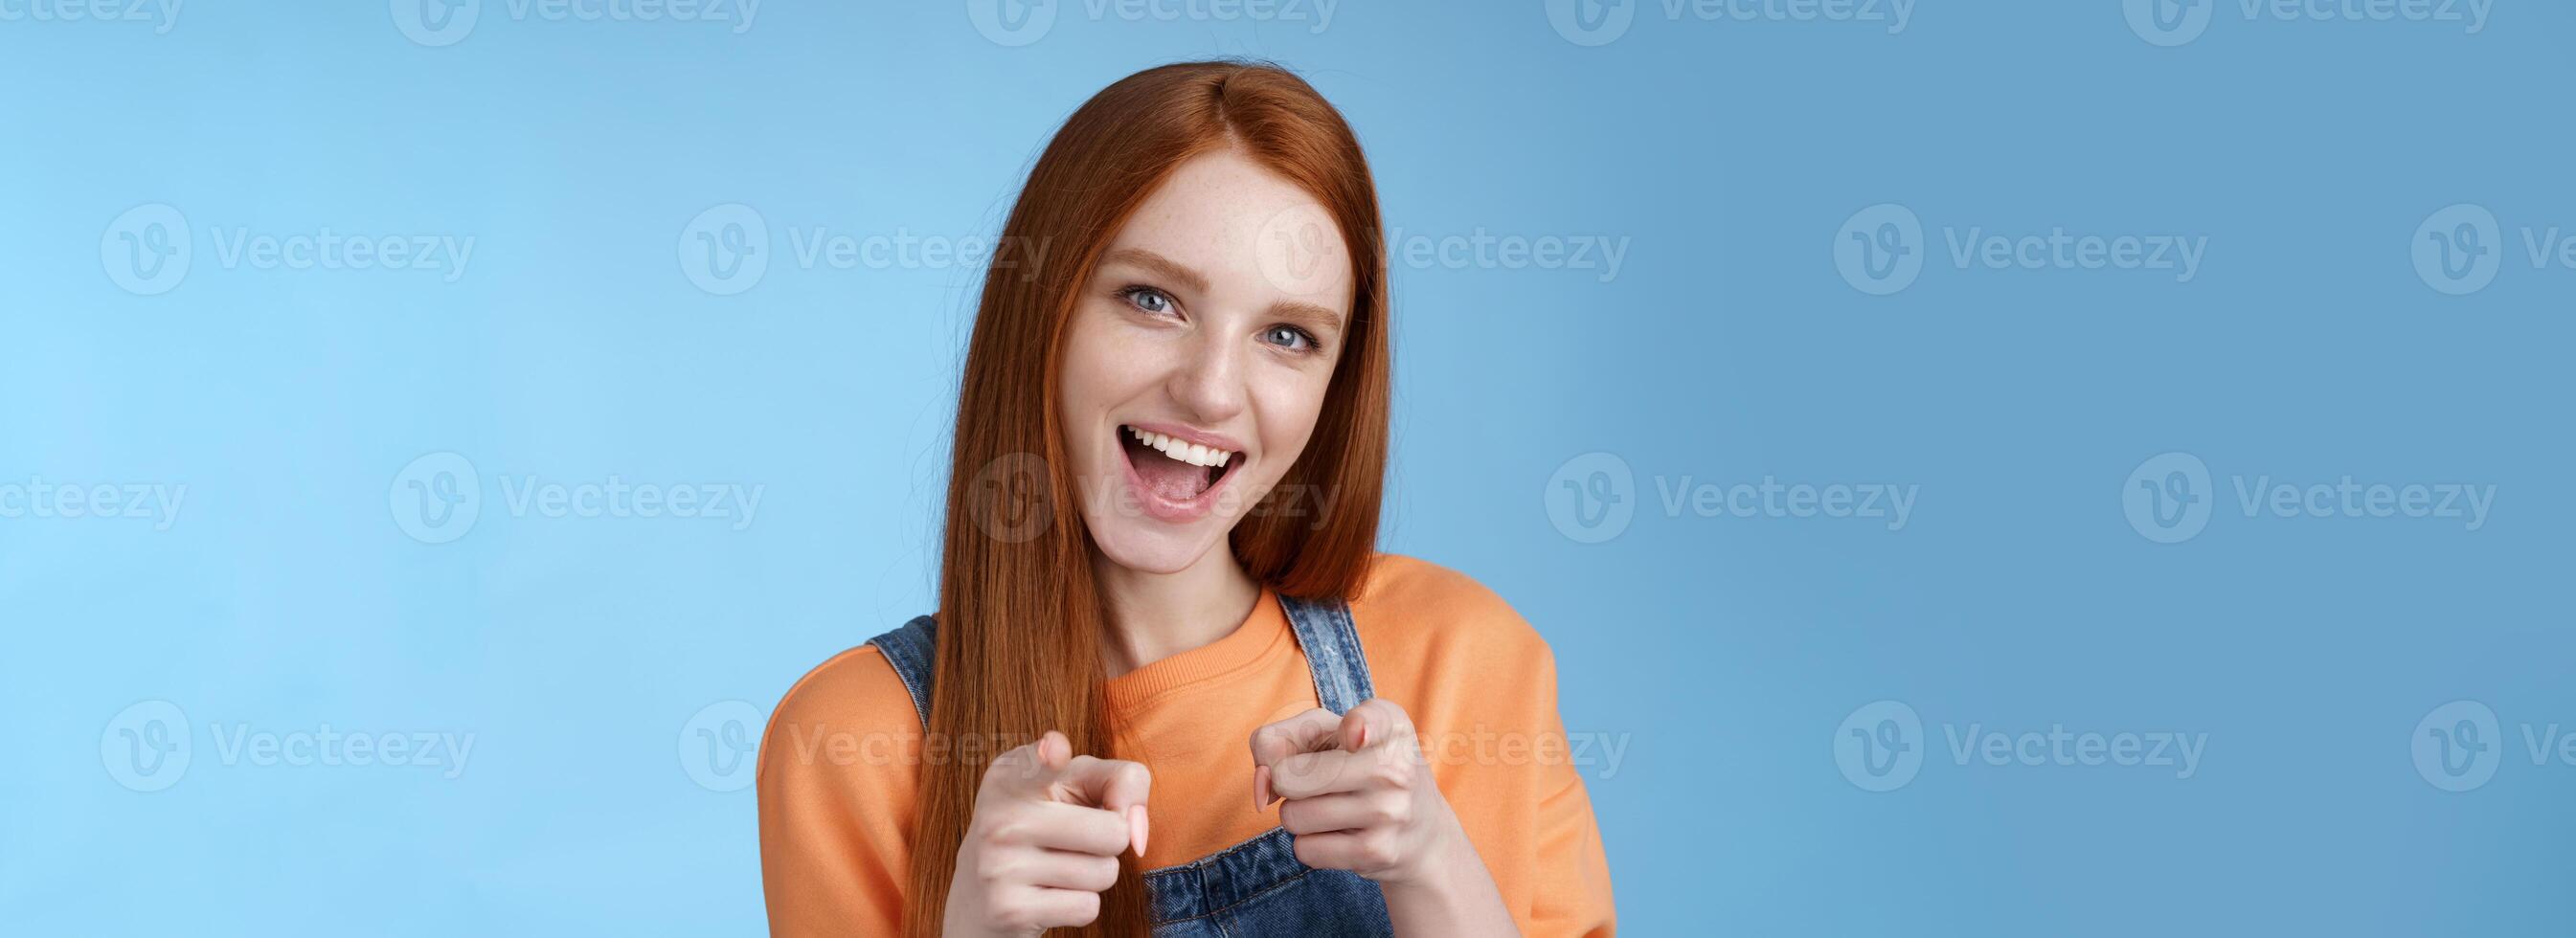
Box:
[758,61,1616,937]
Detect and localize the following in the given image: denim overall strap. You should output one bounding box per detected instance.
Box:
[867,614,938,726]
[1141,595,1393,936]
[1277,593,1375,714]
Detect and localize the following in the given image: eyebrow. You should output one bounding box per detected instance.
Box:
[1099,247,1348,333]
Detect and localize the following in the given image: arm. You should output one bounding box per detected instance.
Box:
[757,678,910,938]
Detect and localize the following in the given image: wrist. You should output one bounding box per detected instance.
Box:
[1383,815,1478,897]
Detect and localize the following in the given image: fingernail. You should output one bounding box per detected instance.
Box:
[1352,723,1368,749]
[1129,805,1149,857]
[1253,766,1271,811]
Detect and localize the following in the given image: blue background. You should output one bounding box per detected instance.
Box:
[6,1,2571,934]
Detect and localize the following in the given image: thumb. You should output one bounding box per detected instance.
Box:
[1054,753,1153,814]
[1336,699,1411,752]
[982,729,1073,799]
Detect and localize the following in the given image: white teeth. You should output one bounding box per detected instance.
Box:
[1124,426,1237,469]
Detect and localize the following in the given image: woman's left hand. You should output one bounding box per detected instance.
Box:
[1250,699,1521,935]
[1248,699,1470,886]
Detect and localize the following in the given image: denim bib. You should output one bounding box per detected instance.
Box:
[868,595,1395,936]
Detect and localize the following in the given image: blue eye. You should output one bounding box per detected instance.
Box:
[1262,324,1316,352]
[1119,285,1175,315]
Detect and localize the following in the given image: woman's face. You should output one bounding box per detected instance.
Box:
[1056,147,1355,575]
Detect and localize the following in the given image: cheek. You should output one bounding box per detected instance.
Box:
[1249,365,1336,472]
[1057,310,1126,420]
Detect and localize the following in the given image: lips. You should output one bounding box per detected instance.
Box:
[1119,424,1242,518]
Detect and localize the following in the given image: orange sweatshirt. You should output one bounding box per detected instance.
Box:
[757,554,1616,935]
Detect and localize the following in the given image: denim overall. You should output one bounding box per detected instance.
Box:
[868,595,1396,936]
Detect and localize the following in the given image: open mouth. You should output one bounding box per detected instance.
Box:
[1119,425,1240,503]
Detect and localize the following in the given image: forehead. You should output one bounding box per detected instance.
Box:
[1104,147,1355,316]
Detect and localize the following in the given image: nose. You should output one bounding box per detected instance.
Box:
[1165,326,1247,427]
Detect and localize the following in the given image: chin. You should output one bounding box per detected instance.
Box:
[1085,520,1232,576]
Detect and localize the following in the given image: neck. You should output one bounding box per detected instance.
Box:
[1092,547,1262,680]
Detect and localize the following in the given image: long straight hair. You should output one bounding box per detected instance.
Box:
[907,62,1391,936]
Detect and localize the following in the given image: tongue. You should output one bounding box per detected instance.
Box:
[1133,443,1212,501]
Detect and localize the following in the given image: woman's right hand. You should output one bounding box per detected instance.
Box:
[943,730,1152,936]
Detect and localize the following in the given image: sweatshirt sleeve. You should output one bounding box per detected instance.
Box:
[757,646,919,937]
[1351,554,1618,936]
[1524,641,1617,936]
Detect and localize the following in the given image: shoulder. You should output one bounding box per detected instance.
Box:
[1346,553,1555,681]
[757,634,929,790]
